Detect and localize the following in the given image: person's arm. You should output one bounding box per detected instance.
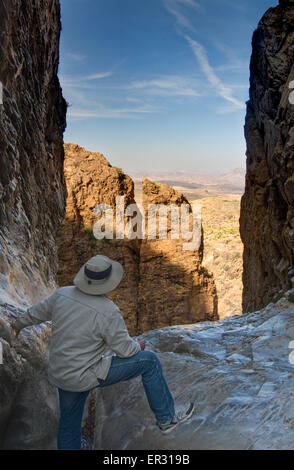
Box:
[100,307,141,358]
[11,292,56,336]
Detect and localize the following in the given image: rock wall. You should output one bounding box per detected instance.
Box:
[0,0,67,306]
[56,143,140,336]
[137,178,218,332]
[0,305,58,449]
[0,0,66,449]
[240,0,294,312]
[57,144,218,335]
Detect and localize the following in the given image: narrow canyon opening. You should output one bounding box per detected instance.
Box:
[0,0,294,451]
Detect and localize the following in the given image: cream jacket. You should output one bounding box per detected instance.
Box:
[14,286,141,391]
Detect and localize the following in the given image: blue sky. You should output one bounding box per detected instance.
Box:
[59,0,278,173]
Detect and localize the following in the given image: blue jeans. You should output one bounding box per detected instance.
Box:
[57,350,175,450]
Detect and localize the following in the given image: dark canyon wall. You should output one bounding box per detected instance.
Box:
[0,0,66,449]
[240,0,294,312]
[0,0,67,306]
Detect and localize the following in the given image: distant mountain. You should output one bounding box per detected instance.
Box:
[129,168,246,195]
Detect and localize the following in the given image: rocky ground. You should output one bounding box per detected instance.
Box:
[94,289,294,450]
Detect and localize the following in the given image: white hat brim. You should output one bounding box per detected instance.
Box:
[73,259,123,295]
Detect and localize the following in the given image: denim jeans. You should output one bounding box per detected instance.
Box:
[57,350,175,450]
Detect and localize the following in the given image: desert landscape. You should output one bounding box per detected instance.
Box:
[133,170,245,319]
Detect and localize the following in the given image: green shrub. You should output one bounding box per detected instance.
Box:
[84,227,95,240]
[113,167,125,181]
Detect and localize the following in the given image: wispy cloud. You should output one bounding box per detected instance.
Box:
[60,71,113,89]
[161,0,246,112]
[66,52,87,62]
[60,69,163,120]
[184,36,245,110]
[67,103,160,120]
[163,0,202,31]
[82,72,113,80]
[61,69,205,121]
[129,75,202,98]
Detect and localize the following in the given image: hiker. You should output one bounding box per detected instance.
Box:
[11,255,194,450]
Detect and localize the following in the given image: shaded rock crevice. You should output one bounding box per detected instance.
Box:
[0,305,58,449]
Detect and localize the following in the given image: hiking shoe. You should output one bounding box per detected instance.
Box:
[157,402,195,434]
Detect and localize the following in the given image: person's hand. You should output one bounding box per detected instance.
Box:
[138,340,146,351]
[11,320,21,339]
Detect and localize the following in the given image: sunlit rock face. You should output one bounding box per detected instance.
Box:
[0,0,67,306]
[56,143,140,336]
[93,292,294,450]
[137,178,218,333]
[240,1,294,312]
[57,145,218,335]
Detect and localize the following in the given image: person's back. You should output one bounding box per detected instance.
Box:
[48,286,124,391]
[12,254,194,449]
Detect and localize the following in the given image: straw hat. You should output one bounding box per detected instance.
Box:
[73,255,123,295]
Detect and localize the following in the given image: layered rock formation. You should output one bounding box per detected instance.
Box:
[57,144,218,334]
[56,143,140,336]
[137,178,218,332]
[94,290,294,450]
[240,0,294,312]
[0,0,67,306]
[0,0,66,449]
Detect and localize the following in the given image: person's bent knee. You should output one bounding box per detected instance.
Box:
[140,350,159,366]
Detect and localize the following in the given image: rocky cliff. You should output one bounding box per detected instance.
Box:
[240,0,294,312]
[0,0,66,449]
[56,143,140,336]
[0,0,67,306]
[57,144,218,334]
[137,178,218,332]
